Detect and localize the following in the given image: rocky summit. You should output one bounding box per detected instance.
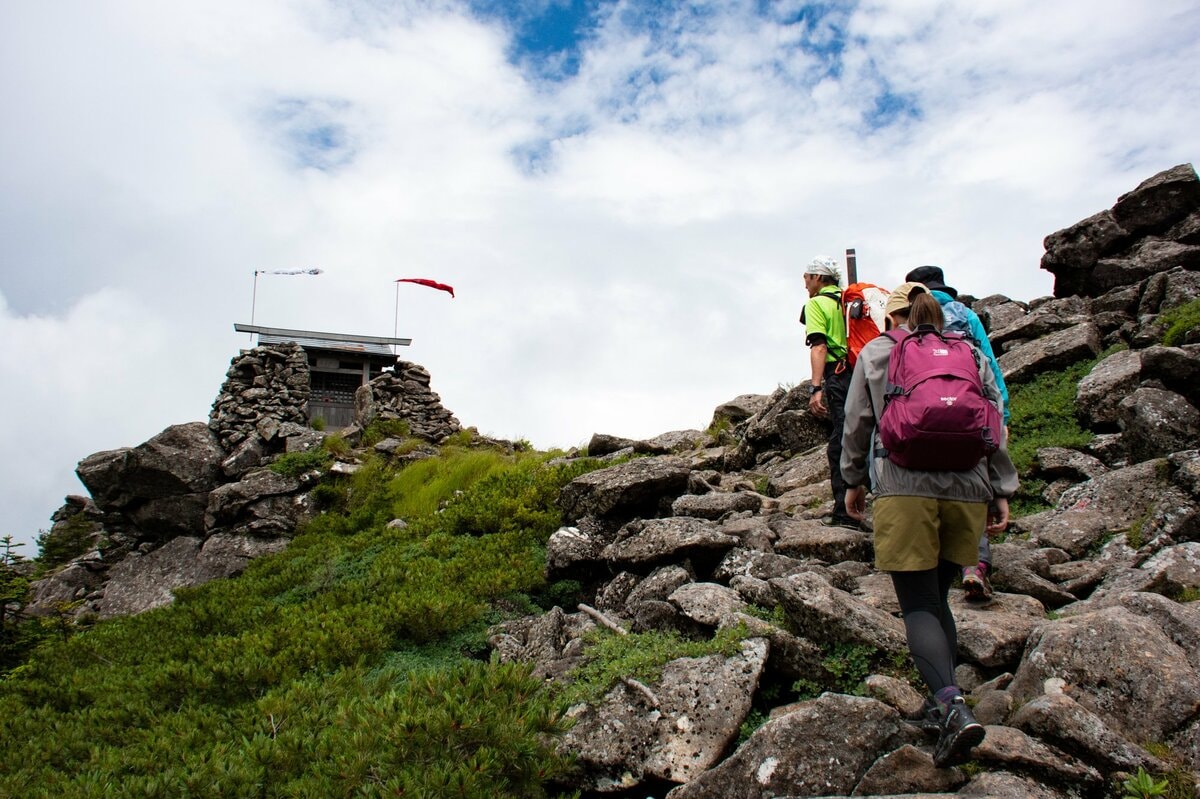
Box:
[25,163,1200,796]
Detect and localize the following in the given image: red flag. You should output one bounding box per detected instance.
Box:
[396,278,454,298]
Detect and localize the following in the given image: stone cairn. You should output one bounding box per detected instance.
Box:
[354,360,463,443]
[208,341,311,453]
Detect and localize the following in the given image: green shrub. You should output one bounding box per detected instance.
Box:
[269,448,332,478]
[309,416,326,432]
[1160,298,1200,347]
[560,625,748,707]
[321,434,351,457]
[361,419,411,448]
[1005,351,1114,516]
[35,514,97,570]
[0,446,608,797]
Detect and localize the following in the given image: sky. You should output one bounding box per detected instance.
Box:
[2,0,1198,552]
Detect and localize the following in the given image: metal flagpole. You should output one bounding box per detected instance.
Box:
[250,271,260,341]
[393,281,400,357]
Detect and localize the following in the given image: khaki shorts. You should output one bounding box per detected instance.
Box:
[872,495,987,572]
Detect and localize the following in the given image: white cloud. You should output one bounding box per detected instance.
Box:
[1,0,1198,550]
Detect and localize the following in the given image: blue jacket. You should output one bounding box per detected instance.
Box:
[930,289,1009,423]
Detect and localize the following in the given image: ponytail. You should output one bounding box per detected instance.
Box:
[908,292,945,330]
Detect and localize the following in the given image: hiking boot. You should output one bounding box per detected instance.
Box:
[911,696,942,736]
[822,514,860,531]
[961,566,993,603]
[933,696,985,768]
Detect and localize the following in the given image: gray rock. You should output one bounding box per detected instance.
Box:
[1117,593,1200,674]
[1141,344,1200,407]
[1025,459,1172,557]
[713,548,806,583]
[1075,348,1142,428]
[489,606,594,681]
[563,639,769,790]
[1111,162,1200,235]
[970,725,1103,789]
[1035,447,1109,482]
[1041,209,1131,296]
[762,446,829,494]
[711,394,773,431]
[559,455,692,522]
[770,517,872,563]
[770,572,907,654]
[639,429,712,454]
[1119,387,1200,463]
[851,744,966,795]
[1008,606,1200,743]
[204,469,310,537]
[587,433,639,457]
[1141,543,1200,597]
[1094,238,1200,294]
[603,517,740,567]
[1009,693,1168,775]
[951,592,1046,668]
[998,322,1101,385]
[627,566,693,607]
[663,694,912,799]
[669,582,747,627]
[959,770,1072,798]
[76,422,225,511]
[546,523,608,576]
[95,534,285,619]
[978,301,1028,334]
[671,491,762,520]
[988,296,1092,347]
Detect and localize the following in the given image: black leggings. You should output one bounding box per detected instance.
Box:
[890,561,962,694]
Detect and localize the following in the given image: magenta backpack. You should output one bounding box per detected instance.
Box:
[878,326,1003,471]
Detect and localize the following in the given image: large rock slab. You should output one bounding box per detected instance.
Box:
[560,456,692,522]
[1119,387,1200,463]
[1041,210,1131,296]
[1111,162,1200,235]
[770,572,907,653]
[603,517,740,567]
[951,592,1046,668]
[1094,238,1200,294]
[1007,606,1200,743]
[1009,693,1167,775]
[562,638,769,791]
[95,533,287,619]
[204,469,307,536]
[1025,459,1172,557]
[663,694,913,799]
[1075,348,1142,428]
[770,517,873,563]
[75,422,225,511]
[998,322,1101,385]
[971,725,1102,790]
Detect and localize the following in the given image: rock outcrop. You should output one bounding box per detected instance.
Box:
[486,163,1200,797]
[29,346,464,619]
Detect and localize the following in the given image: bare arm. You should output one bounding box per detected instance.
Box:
[808,342,828,416]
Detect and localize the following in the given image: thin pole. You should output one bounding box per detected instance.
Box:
[250,271,259,341]
[845,248,858,285]
[393,281,400,357]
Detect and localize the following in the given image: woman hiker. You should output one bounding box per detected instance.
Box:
[840,282,1018,767]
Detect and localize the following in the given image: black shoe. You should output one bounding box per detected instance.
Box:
[911,697,942,736]
[933,696,985,768]
[822,514,860,530]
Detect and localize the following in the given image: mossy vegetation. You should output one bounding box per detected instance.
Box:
[1160,298,1200,347]
[1005,348,1122,517]
[0,445,606,797]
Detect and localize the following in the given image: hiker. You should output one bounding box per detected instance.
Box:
[905,265,1009,603]
[800,255,854,528]
[840,282,1018,768]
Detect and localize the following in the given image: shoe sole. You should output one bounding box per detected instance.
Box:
[934,722,985,768]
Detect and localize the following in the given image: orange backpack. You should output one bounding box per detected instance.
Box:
[842,282,890,367]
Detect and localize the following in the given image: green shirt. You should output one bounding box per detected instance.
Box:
[802,285,848,362]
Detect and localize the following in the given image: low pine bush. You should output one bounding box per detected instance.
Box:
[0,446,605,797]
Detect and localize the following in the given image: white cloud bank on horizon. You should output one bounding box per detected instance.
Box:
[1,0,1198,550]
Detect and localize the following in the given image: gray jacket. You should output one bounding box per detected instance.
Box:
[840,328,1019,503]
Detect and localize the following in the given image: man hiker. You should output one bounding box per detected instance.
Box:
[905,265,1010,602]
[801,255,854,528]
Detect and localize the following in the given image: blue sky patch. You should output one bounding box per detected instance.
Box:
[266,97,357,172]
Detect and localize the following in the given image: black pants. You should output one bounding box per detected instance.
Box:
[891,561,961,693]
[823,360,851,518]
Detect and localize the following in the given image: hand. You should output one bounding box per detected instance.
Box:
[809,389,827,417]
[845,486,866,521]
[986,497,1009,535]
